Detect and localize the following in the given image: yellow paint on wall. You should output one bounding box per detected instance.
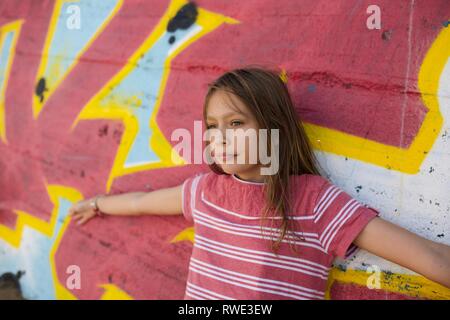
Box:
[170,226,195,243]
[0,20,23,144]
[48,183,83,300]
[0,179,81,299]
[0,177,60,248]
[70,0,239,193]
[305,26,449,174]
[43,183,135,300]
[279,69,288,84]
[99,284,133,300]
[325,267,450,300]
[32,0,123,119]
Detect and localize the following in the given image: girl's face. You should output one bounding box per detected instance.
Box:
[205,90,263,178]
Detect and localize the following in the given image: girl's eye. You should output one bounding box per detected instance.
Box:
[206,124,216,129]
[231,120,242,126]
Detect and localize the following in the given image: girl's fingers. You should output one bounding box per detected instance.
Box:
[69,201,96,225]
[76,212,97,225]
[72,211,90,221]
[69,200,90,216]
[77,216,90,225]
[72,213,83,221]
[69,204,80,216]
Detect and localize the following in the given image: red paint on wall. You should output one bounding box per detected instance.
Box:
[0,0,448,299]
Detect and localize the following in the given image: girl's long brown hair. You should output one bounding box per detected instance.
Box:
[202,65,323,255]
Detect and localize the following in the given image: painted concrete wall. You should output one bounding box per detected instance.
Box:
[0,0,449,299]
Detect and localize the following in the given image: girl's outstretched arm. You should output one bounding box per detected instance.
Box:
[353,217,450,288]
[69,184,183,225]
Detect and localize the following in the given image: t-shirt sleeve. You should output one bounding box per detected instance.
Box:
[312,178,380,259]
[181,173,205,223]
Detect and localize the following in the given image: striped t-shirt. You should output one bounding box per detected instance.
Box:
[181,171,379,300]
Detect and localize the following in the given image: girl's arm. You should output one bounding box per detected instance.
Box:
[353,217,450,288]
[69,184,183,225]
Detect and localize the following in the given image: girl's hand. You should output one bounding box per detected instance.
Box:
[69,198,98,225]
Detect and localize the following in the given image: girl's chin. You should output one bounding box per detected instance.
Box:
[217,164,241,173]
[218,164,257,175]
[219,165,239,173]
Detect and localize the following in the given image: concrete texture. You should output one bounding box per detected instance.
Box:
[0,0,449,299]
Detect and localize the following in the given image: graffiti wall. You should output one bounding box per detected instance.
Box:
[0,0,449,299]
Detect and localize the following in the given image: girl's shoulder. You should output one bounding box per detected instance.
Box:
[290,173,330,193]
[288,174,333,213]
[183,171,226,195]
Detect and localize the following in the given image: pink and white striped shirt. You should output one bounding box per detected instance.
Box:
[181,171,379,300]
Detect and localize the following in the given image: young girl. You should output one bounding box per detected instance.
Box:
[69,67,450,300]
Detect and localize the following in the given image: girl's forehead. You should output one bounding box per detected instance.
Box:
[206,90,250,119]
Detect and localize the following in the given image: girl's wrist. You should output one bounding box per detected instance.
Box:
[91,194,106,217]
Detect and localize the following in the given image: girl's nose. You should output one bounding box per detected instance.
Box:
[210,126,234,151]
[214,125,228,143]
[221,127,236,146]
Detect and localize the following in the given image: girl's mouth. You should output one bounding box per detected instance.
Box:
[215,153,238,162]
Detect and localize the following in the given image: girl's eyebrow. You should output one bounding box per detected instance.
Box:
[206,111,246,121]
